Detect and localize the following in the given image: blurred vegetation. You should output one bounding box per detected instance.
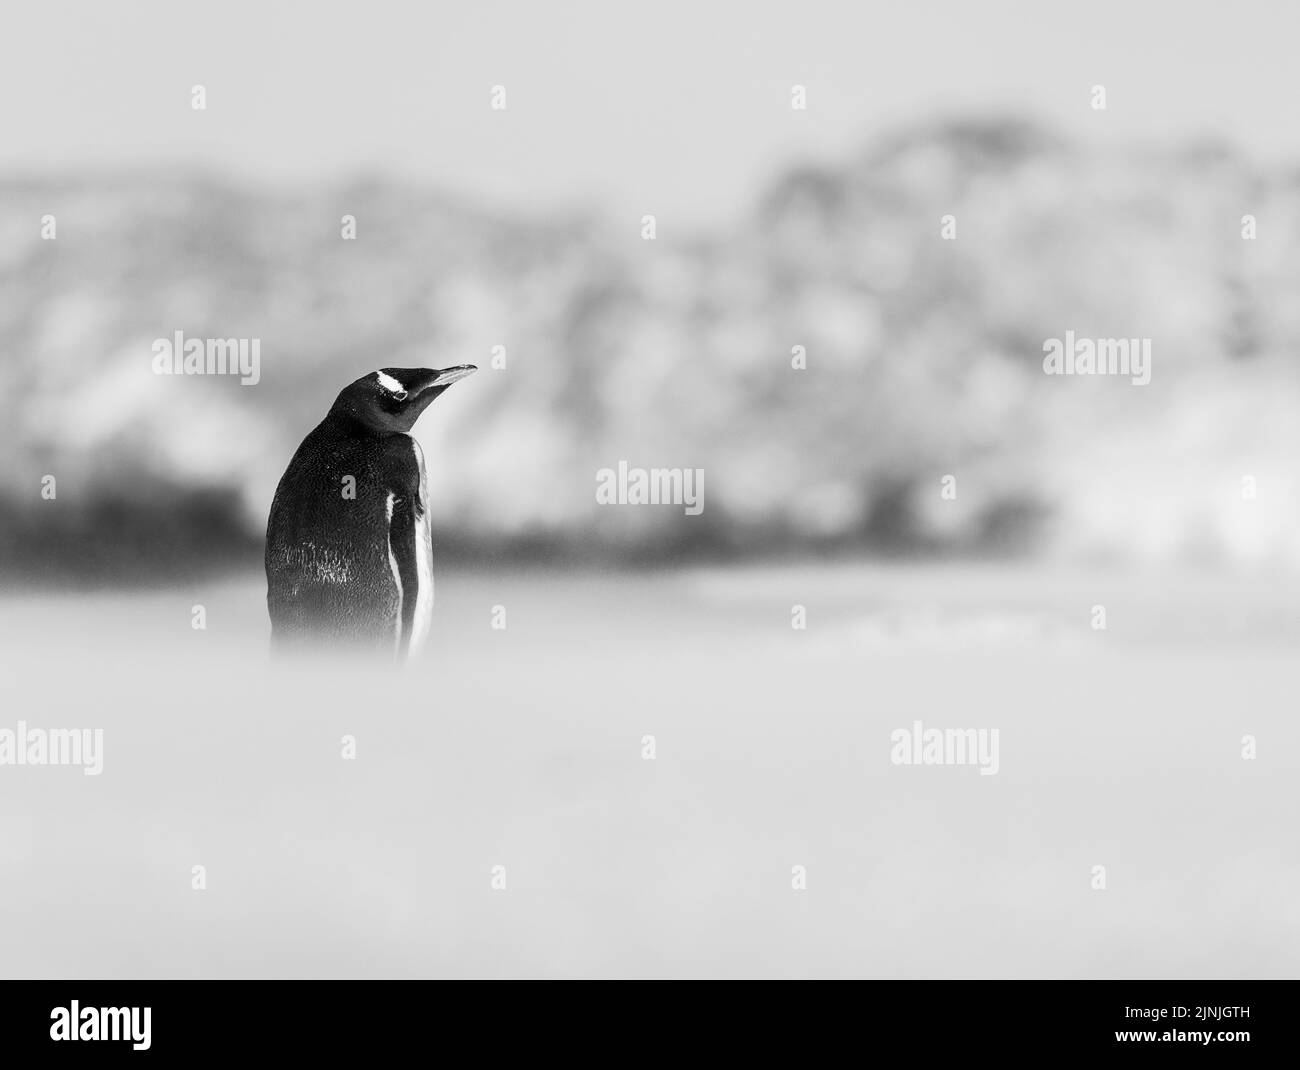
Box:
[2,117,1297,583]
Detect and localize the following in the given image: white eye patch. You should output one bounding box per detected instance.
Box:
[376,371,407,398]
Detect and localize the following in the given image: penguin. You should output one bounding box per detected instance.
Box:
[265,365,476,657]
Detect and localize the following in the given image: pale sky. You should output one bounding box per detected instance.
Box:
[1,0,1296,224]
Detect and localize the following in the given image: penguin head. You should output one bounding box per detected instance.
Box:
[331,366,477,433]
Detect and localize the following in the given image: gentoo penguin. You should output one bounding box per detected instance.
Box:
[265,366,476,657]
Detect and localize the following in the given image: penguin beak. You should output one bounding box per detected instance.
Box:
[428,365,477,389]
[402,365,477,406]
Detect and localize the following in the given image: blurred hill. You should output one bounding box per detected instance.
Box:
[2,117,1297,582]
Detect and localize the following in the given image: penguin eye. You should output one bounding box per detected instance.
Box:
[375,372,408,400]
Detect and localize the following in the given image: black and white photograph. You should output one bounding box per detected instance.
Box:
[0,0,1294,1052]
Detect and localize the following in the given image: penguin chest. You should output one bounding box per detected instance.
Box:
[405,438,435,656]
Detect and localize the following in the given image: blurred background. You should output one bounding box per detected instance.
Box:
[3,0,1300,578]
[0,1,1297,980]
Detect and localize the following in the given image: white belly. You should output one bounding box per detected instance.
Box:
[408,438,435,656]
